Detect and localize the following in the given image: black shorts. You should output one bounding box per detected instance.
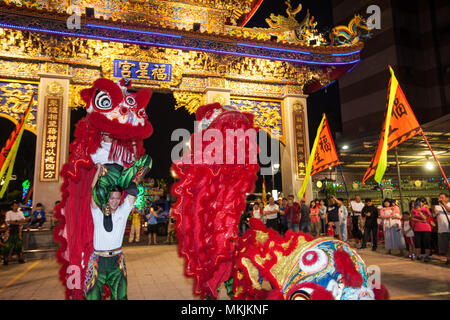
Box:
[414,231,431,250]
[147,224,158,234]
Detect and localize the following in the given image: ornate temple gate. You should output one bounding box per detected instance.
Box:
[0,0,364,210]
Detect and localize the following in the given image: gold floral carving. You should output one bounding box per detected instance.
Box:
[230,97,285,144]
[0,28,332,92]
[212,94,226,105]
[293,100,304,112]
[43,63,69,76]
[46,81,64,96]
[0,60,40,80]
[173,91,205,114]
[69,84,90,109]
[0,81,38,134]
[208,77,226,88]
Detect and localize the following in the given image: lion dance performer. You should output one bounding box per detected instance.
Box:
[171,103,390,300]
[171,103,260,299]
[54,78,153,300]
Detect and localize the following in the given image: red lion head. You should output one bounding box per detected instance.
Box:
[80,78,153,140]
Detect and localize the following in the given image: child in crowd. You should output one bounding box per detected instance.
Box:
[402,212,415,260]
[327,222,335,236]
[29,203,46,230]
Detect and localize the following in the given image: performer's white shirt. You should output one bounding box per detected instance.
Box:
[5,210,25,225]
[350,201,365,216]
[90,141,124,166]
[264,204,279,220]
[435,202,450,233]
[91,197,133,251]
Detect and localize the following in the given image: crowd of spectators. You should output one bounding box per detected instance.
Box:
[239,192,450,265]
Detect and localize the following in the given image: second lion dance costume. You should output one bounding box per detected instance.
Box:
[172,103,390,300]
[54,78,153,300]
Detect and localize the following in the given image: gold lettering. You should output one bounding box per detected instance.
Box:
[136,62,151,79]
[47,127,57,135]
[47,134,57,142]
[48,106,58,113]
[45,155,56,164]
[45,149,56,156]
[151,64,167,81]
[118,61,136,78]
[44,172,55,179]
[46,141,57,149]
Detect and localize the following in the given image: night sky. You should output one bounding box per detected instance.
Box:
[0,0,342,198]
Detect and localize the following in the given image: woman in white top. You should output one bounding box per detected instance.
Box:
[252,203,262,221]
[379,198,405,255]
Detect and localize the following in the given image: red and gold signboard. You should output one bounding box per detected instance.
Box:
[40,94,62,181]
[293,102,307,181]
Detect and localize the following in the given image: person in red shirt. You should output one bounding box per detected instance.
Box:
[284,195,300,232]
[411,198,432,262]
[310,201,320,236]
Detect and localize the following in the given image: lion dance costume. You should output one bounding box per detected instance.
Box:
[171,103,389,300]
[54,78,153,300]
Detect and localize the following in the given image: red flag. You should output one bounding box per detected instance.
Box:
[298,114,340,199]
[310,115,340,176]
[0,93,35,169]
[362,76,422,184]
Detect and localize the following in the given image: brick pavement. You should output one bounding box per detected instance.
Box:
[0,244,449,300]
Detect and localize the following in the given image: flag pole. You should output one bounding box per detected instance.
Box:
[394,147,405,213]
[338,164,349,199]
[420,131,450,189]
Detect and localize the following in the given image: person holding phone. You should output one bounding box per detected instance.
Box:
[434,193,450,265]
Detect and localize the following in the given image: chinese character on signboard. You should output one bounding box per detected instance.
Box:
[40,95,62,182]
[114,59,172,82]
[293,108,307,181]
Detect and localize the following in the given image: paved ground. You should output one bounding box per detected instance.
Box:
[0,244,449,300]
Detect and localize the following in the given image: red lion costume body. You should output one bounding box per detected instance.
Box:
[171,103,389,300]
[171,103,260,299]
[53,78,153,299]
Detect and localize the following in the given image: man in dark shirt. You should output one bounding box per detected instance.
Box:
[327,197,340,239]
[299,199,311,234]
[361,198,379,251]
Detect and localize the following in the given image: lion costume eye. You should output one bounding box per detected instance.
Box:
[137,109,147,119]
[125,95,136,106]
[94,90,113,111]
[298,249,328,274]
